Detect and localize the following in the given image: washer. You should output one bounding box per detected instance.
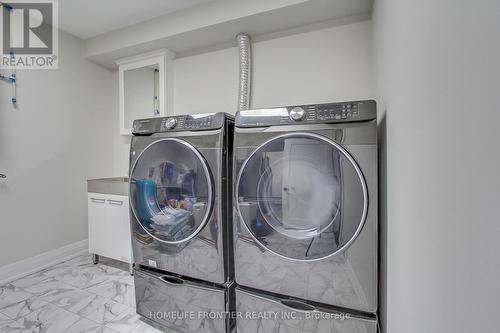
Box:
[129,113,235,333]
[233,101,378,322]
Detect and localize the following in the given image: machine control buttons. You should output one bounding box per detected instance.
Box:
[289,107,305,121]
[316,103,361,122]
[184,117,215,129]
[165,118,177,129]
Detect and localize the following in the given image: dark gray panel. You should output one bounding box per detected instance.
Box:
[129,115,234,285]
[235,287,378,333]
[132,112,233,135]
[134,268,234,333]
[232,107,377,313]
[235,100,376,128]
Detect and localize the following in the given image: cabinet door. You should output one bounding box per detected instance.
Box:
[88,193,132,263]
[88,193,108,255]
[105,194,132,263]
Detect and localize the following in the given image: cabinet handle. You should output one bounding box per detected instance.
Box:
[107,199,124,206]
[90,198,106,203]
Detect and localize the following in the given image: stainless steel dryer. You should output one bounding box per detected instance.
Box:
[233,101,378,331]
[129,113,234,333]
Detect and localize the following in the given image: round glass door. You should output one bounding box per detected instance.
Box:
[236,132,368,261]
[130,138,213,244]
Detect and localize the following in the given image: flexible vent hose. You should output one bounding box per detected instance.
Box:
[236,33,251,111]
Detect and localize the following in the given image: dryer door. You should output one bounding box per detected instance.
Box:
[130,138,214,244]
[236,132,367,261]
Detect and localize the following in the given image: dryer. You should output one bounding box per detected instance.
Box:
[233,101,378,331]
[129,113,235,333]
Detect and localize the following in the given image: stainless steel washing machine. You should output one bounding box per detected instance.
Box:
[129,113,235,333]
[233,101,378,331]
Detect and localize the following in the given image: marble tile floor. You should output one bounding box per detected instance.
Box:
[0,254,165,333]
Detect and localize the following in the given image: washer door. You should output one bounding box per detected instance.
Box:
[236,132,368,261]
[130,138,213,244]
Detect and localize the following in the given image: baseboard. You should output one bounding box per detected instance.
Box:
[0,239,89,285]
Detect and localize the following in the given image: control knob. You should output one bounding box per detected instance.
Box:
[289,107,305,121]
[165,118,177,129]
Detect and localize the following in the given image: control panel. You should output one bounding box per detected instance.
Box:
[235,100,376,128]
[316,103,359,121]
[132,113,228,135]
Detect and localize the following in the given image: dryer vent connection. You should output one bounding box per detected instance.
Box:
[236,33,251,111]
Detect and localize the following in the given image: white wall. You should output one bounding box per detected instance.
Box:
[111,20,374,175]
[175,20,374,113]
[373,0,500,332]
[0,32,114,267]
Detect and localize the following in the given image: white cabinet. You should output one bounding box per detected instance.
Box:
[88,193,133,269]
[116,49,175,135]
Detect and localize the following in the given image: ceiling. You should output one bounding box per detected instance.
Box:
[59,0,214,39]
[82,0,373,68]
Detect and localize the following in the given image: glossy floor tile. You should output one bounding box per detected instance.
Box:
[0,254,168,333]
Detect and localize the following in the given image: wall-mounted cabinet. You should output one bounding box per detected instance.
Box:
[117,50,174,135]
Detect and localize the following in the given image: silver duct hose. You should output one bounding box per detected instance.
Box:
[236,33,251,111]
